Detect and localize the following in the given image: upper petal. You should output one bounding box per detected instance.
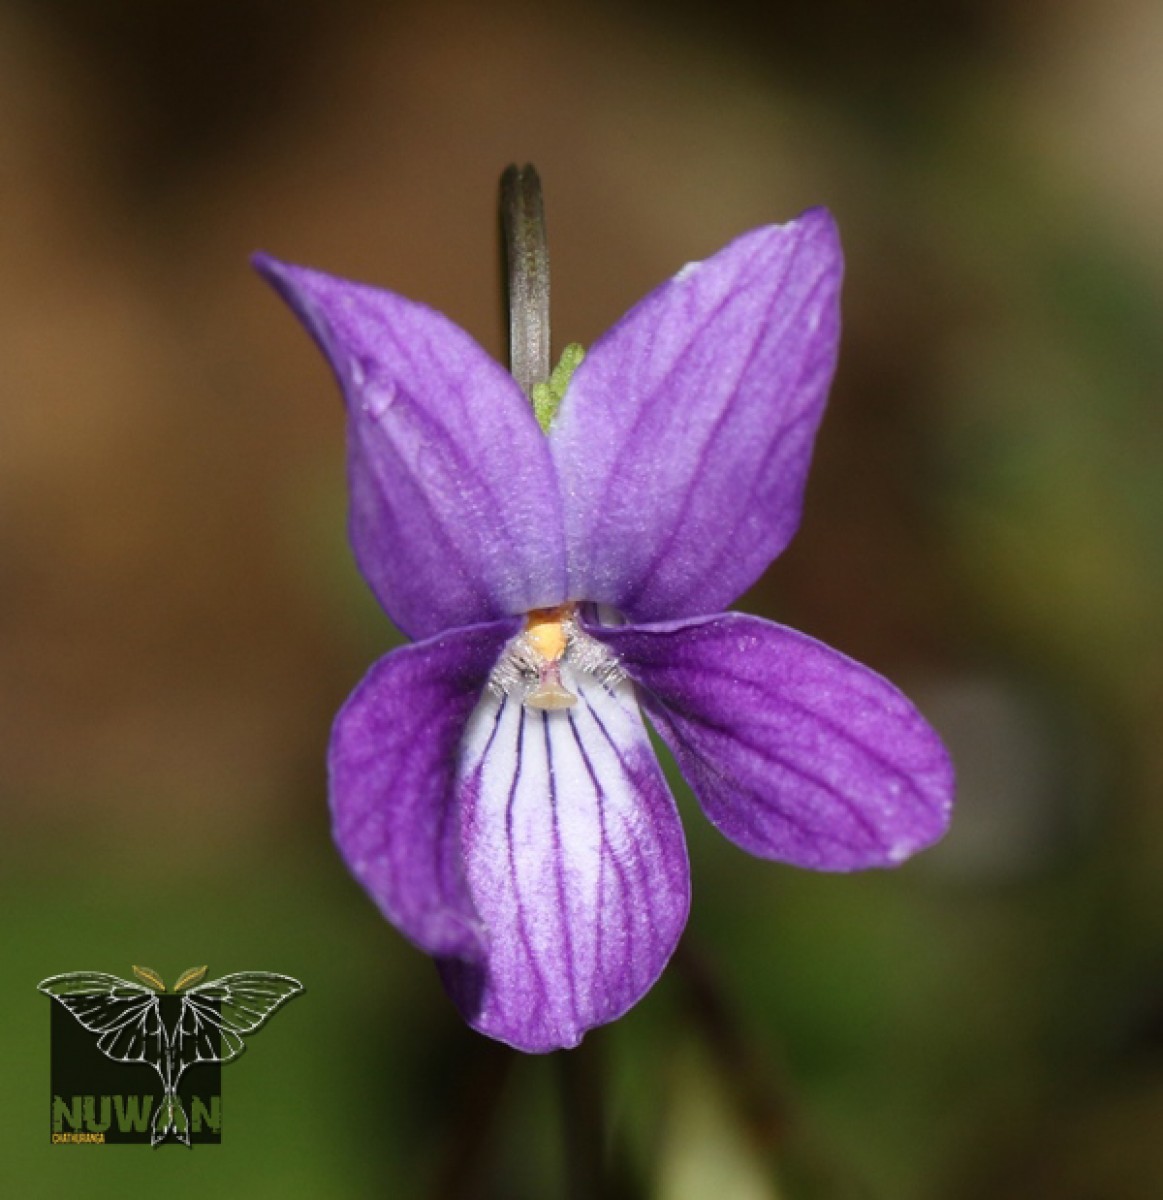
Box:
[328,619,518,960]
[550,210,843,620]
[255,255,568,639]
[440,666,690,1052]
[592,613,953,870]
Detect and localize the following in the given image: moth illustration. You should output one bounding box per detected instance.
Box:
[38,965,303,1145]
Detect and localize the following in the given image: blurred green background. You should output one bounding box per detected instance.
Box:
[3,0,1162,1196]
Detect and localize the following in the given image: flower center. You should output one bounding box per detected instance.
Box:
[489,604,623,711]
[524,605,572,664]
[521,605,576,710]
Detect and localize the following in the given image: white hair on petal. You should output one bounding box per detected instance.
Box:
[488,612,624,705]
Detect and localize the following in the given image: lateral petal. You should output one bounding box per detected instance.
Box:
[442,669,690,1052]
[328,619,518,959]
[551,210,842,620]
[255,255,568,640]
[593,613,954,870]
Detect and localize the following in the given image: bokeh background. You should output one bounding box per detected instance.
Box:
[4,0,1162,1196]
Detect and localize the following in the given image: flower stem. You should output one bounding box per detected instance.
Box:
[500,163,551,399]
[429,1040,513,1197]
[672,939,790,1153]
[557,1038,611,1200]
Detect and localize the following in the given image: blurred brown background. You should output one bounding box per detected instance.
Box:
[3,1,1162,1197]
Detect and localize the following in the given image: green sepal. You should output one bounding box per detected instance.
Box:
[532,343,585,433]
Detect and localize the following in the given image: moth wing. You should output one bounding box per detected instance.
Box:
[37,972,164,1066]
[175,972,303,1069]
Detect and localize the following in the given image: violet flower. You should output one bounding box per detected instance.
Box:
[254,207,953,1053]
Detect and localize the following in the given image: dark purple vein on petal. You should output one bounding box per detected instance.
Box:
[582,232,804,571]
[504,706,550,1025]
[623,257,832,611]
[579,268,759,543]
[679,406,816,604]
[667,704,890,847]
[439,695,507,944]
[616,294,793,610]
[543,712,579,1028]
[567,709,632,995]
[575,683,664,954]
[648,658,945,819]
[352,292,547,560]
[645,701,891,858]
[353,431,493,618]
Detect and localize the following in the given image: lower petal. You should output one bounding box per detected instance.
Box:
[593,613,954,870]
[441,669,690,1052]
[328,620,518,959]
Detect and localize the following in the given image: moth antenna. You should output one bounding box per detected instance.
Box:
[132,965,166,991]
[174,965,208,991]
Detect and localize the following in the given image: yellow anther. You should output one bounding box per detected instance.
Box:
[524,605,574,662]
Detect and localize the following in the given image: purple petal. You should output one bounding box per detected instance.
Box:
[593,613,954,870]
[441,668,689,1052]
[550,210,842,620]
[254,255,567,640]
[328,619,518,959]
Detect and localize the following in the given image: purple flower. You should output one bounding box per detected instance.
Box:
[254,209,953,1053]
